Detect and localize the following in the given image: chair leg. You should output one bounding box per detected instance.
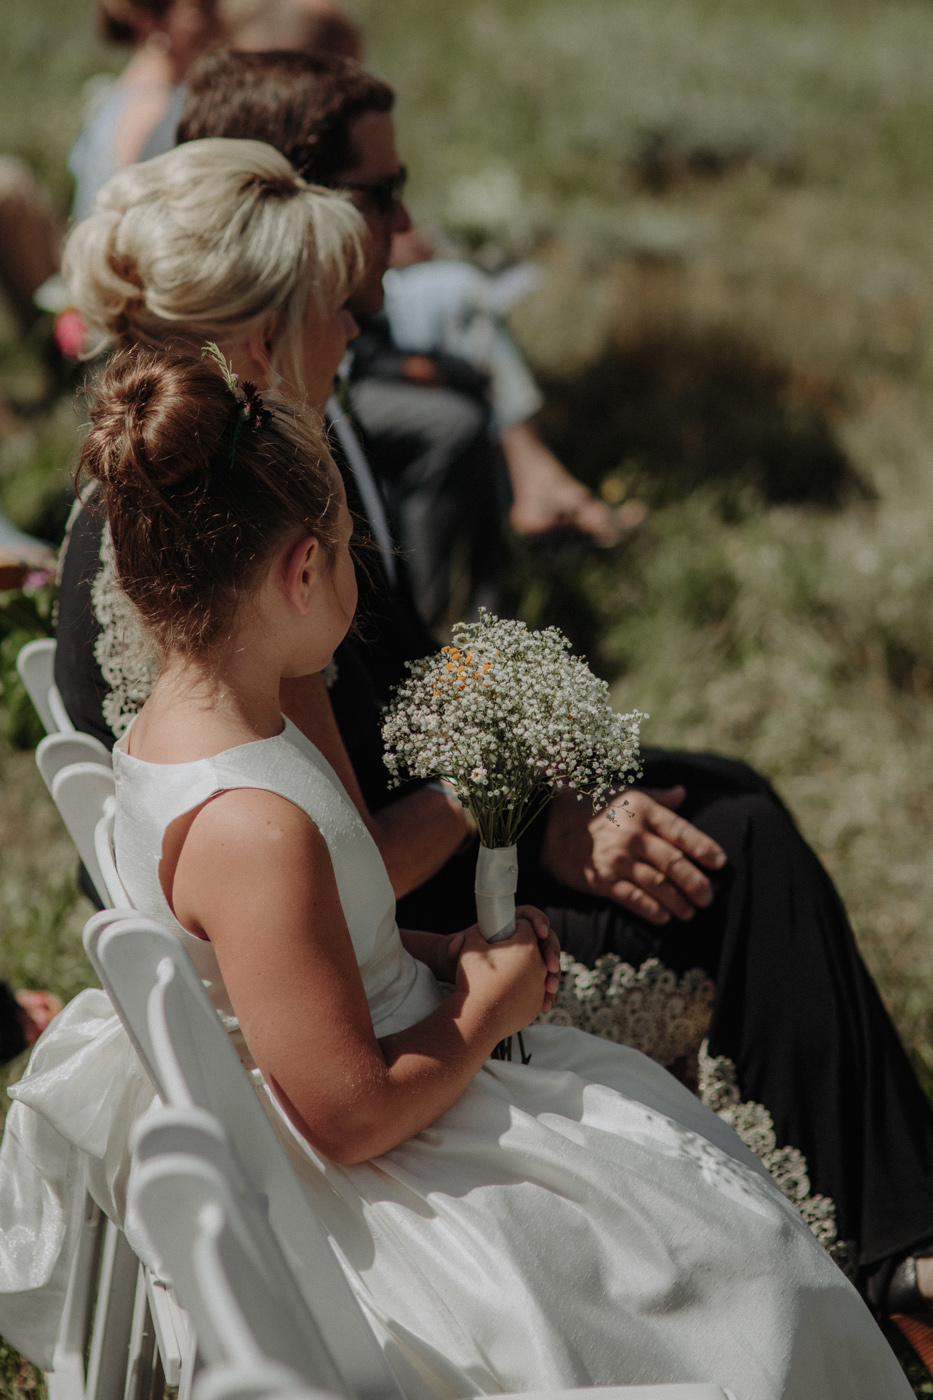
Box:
[124,1264,164,1400]
[144,1272,191,1388]
[176,1331,201,1400]
[85,1221,139,1400]
[48,1191,104,1400]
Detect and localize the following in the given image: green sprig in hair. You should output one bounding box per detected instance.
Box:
[201,342,274,466]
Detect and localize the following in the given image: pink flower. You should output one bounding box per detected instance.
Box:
[53,309,87,360]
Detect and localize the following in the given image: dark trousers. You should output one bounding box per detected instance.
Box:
[350,378,510,627]
[398,747,933,1294]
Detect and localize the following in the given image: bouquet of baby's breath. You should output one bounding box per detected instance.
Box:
[383,612,644,952]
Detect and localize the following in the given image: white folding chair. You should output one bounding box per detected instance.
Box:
[131,1109,347,1395]
[16,636,74,735]
[93,798,132,909]
[130,1107,731,1400]
[193,1361,328,1400]
[84,913,404,1400]
[50,762,117,908]
[46,1189,106,1400]
[37,732,112,791]
[36,785,162,1400]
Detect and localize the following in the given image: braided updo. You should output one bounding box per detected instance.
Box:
[78,347,342,655]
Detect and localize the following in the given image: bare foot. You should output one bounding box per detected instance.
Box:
[15,989,62,1048]
[510,483,618,544]
[618,499,649,530]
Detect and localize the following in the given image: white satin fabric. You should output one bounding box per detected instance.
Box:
[0,720,910,1398]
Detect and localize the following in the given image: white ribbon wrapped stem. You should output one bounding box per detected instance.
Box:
[475,844,518,943]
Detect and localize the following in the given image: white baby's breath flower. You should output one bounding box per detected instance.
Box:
[382,611,645,848]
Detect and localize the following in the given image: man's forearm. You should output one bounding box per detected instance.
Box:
[371,786,471,897]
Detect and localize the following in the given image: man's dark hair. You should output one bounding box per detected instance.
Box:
[177,50,395,185]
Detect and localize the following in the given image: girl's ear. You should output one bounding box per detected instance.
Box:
[279,535,321,614]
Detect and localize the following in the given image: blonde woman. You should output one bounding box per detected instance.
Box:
[56,134,471,898]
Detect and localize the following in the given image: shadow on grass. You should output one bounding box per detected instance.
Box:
[537,328,870,512]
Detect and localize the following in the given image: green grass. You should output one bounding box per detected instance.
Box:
[5,0,933,1391]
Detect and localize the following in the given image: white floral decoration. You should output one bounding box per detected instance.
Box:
[92,523,159,737]
[538,952,715,1069]
[382,611,645,847]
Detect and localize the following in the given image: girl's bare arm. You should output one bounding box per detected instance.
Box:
[170,788,555,1164]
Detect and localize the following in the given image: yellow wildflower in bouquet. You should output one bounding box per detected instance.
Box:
[383,612,644,943]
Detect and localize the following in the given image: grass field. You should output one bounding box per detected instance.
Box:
[3,0,933,1393]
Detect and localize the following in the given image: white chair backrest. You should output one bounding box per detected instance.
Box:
[84,914,404,1400]
[194,1359,325,1400]
[37,730,112,791]
[16,636,74,734]
[94,798,133,909]
[51,761,116,906]
[131,1108,347,1397]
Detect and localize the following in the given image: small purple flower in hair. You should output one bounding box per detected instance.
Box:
[239,380,274,431]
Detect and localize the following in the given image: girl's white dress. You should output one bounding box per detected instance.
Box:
[0,720,912,1399]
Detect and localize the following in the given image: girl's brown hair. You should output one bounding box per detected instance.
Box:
[79,347,342,655]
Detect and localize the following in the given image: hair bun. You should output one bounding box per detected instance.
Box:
[77,343,340,658]
[82,348,235,499]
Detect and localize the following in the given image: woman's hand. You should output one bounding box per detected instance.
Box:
[541,788,726,925]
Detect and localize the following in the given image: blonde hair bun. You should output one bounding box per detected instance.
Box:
[63,138,364,383]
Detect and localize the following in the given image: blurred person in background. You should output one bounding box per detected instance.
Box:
[0,160,63,566]
[0,986,60,1066]
[68,0,359,216]
[232,0,362,59]
[343,194,616,629]
[68,0,224,219]
[367,225,633,619]
[0,159,59,346]
[54,47,933,1340]
[380,226,622,540]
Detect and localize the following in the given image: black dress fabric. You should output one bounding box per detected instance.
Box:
[0,983,27,1064]
[54,445,933,1305]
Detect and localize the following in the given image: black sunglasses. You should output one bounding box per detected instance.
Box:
[336,165,408,216]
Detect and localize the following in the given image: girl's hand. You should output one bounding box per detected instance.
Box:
[398,928,466,983]
[428,917,560,996]
[438,930,466,982]
[455,914,556,1041]
[516,904,561,1012]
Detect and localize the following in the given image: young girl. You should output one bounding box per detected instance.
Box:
[18,343,910,1400]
